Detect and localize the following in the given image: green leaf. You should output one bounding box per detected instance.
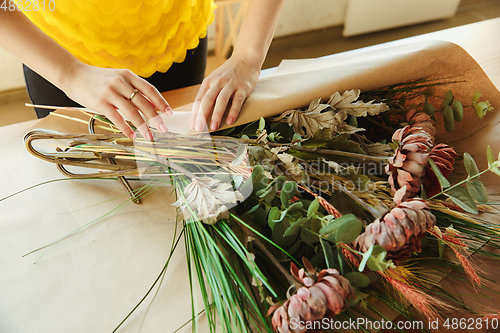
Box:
[491,165,500,177]
[284,217,309,237]
[287,239,303,255]
[319,214,355,235]
[251,165,269,193]
[358,246,374,272]
[348,115,358,127]
[319,214,361,244]
[326,134,365,154]
[451,100,463,122]
[472,92,481,103]
[280,181,298,208]
[307,198,320,218]
[438,239,446,258]
[443,105,455,132]
[487,146,496,166]
[256,186,277,202]
[268,206,280,230]
[467,180,488,203]
[423,102,435,116]
[320,238,335,269]
[272,219,298,248]
[345,272,370,288]
[301,128,331,148]
[347,174,372,192]
[258,117,266,131]
[360,245,395,272]
[366,246,391,271]
[256,175,286,202]
[428,159,450,190]
[242,204,260,216]
[464,152,480,179]
[359,245,396,272]
[441,90,454,108]
[240,120,259,136]
[301,225,318,245]
[335,217,362,244]
[445,186,478,214]
[271,202,305,230]
[475,101,489,119]
[287,201,304,214]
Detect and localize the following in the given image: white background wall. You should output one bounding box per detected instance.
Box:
[274,0,347,37]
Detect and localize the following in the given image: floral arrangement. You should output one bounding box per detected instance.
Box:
[15,77,500,332]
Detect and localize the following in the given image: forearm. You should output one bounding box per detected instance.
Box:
[0,10,82,88]
[231,0,285,68]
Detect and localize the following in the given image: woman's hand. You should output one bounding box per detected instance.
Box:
[65,63,172,140]
[189,0,284,132]
[190,55,260,132]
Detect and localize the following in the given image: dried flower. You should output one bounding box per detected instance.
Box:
[173,177,244,224]
[423,143,458,197]
[270,259,356,333]
[386,110,435,202]
[353,192,436,262]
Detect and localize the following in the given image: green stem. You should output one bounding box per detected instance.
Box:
[428,168,491,200]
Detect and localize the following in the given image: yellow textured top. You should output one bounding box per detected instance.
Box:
[23,0,215,77]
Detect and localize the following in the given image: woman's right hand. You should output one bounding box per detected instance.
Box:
[64,63,172,140]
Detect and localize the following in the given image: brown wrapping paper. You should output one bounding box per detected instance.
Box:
[1,40,500,332]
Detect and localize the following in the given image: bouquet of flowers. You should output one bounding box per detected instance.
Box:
[7,41,500,332]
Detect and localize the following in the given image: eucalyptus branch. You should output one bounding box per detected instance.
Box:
[428,168,491,200]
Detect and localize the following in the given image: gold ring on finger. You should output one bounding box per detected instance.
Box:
[128,89,139,102]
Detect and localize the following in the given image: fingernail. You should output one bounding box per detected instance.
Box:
[146,131,154,141]
[165,105,173,115]
[226,117,234,125]
[195,121,204,132]
[189,121,194,130]
[210,120,219,131]
[130,132,137,140]
[159,123,168,133]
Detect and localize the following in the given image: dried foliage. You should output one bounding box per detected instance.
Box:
[423,143,458,197]
[327,89,389,117]
[277,90,388,138]
[270,259,356,333]
[386,110,435,202]
[173,177,244,224]
[354,190,437,262]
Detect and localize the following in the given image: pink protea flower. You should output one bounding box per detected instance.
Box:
[353,188,436,262]
[423,143,458,197]
[269,258,356,333]
[386,110,435,202]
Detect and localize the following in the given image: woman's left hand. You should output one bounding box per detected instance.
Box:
[190,55,260,132]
